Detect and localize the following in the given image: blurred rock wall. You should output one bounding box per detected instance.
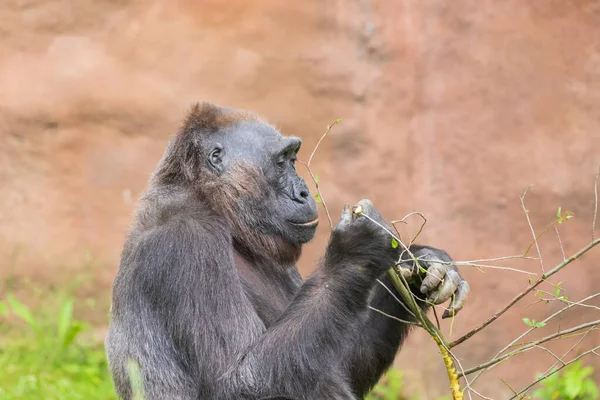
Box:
[1,0,599,398]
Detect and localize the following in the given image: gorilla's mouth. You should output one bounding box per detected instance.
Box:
[289,217,319,227]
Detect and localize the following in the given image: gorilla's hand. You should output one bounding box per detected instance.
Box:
[398,247,470,318]
[327,199,400,278]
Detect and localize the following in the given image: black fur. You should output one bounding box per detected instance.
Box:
[106,103,451,399]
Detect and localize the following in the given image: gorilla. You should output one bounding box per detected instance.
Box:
[105,102,470,400]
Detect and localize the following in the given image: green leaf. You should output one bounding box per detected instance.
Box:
[583,379,599,398]
[126,359,145,400]
[557,207,562,218]
[8,295,37,330]
[535,321,546,328]
[554,286,561,297]
[334,118,342,124]
[63,321,84,349]
[57,298,74,347]
[315,174,320,183]
[391,238,399,249]
[523,317,534,327]
[0,301,8,316]
[314,193,322,203]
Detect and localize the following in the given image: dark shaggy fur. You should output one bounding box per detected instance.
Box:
[105,103,456,400]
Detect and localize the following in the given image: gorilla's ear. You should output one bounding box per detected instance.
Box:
[207,144,224,174]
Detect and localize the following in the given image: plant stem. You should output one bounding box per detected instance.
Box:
[385,268,463,400]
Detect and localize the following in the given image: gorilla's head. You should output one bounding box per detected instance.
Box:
[155,102,318,264]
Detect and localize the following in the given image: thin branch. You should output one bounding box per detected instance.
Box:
[554,225,566,261]
[299,160,333,229]
[498,292,600,357]
[368,306,421,326]
[299,119,341,230]
[521,326,598,399]
[536,293,600,312]
[593,166,600,241]
[454,262,537,276]
[457,255,540,263]
[459,319,600,377]
[468,292,600,387]
[391,212,427,245]
[307,120,339,167]
[521,185,545,272]
[510,345,600,399]
[375,278,417,319]
[533,345,566,365]
[448,237,600,348]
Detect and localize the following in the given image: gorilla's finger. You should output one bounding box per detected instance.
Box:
[398,265,414,280]
[337,204,354,228]
[442,280,471,319]
[356,199,374,210]
[420,262,446,294]
[428,269,461,304]
[341,204,351,221]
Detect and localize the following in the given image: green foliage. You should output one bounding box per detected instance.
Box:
[533,361,599,400]
[366,369,410,400]
[0,295,116,400]
[556,207,574,224]
[366,369,452,400]
[126,359,145,400]
[523,317,546,328]
[391,238,399,249]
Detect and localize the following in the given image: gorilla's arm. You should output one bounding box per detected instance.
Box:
[235,220,401,399]
[114,216,394,400]
[343,245,466,397]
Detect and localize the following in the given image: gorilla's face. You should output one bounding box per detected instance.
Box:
[204,120,319,245]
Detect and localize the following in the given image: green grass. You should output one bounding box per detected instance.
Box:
[0,294,116,400]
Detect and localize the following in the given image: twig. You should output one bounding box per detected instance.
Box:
[509,345,600,399]
[459,319,600,377]
[375,278,417,319]
[467,292,600,387]
[307,120,340,167]
[299,119,340,230]
[355,206,463,399]
[455,255,540,263]
[391,212,427,245]
[299,160,333,229]
[521,186,545,272]
[515,327,597,398]
[593,166,599,241]
[453,262,537,276]
[448,237,600,348]
[368,306,421,326]
[554,225,566,261]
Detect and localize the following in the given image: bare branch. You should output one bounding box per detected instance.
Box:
[459,319,600,377]
[298,160,333,229]
[307,120,339,167]
[368,306,421,326]
[554,225,566,261]
[509,345,600,399]
[521,185,545,272]
[593,166,600,241]
[298,119,341,230]
[448,237,600,348]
